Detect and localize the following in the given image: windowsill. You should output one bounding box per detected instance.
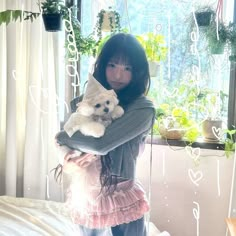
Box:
[146,135,225,151]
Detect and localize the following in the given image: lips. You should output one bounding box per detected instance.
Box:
[109,81,124,89]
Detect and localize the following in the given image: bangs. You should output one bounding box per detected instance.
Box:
[109,51,131,65]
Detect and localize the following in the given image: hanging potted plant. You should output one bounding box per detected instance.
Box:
[227,22,236,62]
[94,7,121,44]
[194,6,214,27]
[204,18,228,55]
[41,0,68,32]
[136,32,168,77]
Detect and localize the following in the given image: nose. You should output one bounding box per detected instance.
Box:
[114,67,122,79]
[104,107,109,113]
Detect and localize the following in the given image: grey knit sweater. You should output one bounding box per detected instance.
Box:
[56,95,155,179]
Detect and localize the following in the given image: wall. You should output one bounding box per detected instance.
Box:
[137,144,235,236]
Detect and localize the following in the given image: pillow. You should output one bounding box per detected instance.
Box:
[226,218,236,236]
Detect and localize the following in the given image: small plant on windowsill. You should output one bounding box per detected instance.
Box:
[223,128,236,158]
[199,90,229,142]
[155,104,200,143]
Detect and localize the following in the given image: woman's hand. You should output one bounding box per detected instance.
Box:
[63,152,98,174]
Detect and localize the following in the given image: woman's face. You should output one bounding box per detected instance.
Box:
[105,57,132,91]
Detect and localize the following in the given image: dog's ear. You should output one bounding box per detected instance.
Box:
[111,96,119,106]
[76,101,94,116]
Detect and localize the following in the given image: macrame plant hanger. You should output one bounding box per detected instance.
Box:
[215,0,224,40]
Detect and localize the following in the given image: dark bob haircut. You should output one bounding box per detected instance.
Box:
[93,33,150,106]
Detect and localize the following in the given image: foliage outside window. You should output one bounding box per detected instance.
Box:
[80,0,234,147]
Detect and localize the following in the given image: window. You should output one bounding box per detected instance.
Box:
[76,0,236,142]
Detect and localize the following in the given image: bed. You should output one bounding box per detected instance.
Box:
[0,195,169,236]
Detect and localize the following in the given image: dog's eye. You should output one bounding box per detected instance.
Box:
[106,101,110,105]
[95,104,101,108]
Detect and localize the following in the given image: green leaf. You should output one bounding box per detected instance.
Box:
[12,10,22,22]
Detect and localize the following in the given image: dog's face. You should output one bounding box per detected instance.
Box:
[89,93,119,117]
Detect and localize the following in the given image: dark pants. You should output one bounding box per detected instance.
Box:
[78,217,147,236]
[111,216,146,236]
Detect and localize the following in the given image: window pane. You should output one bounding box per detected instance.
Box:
[80,0,234,135]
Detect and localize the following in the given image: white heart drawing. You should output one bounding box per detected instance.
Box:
[212,126,223,140]
[163,88,179,98]
[187,102,209,119]
[188,169,203,186]
[185,146,201,164]
[12,69,24,81]
[29,85,69,114]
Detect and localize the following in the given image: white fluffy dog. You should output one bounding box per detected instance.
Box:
[64,91,124,138]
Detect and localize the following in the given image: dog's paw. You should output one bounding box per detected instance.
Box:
[65,128,74,137]
[111,106,124,119]
[80,122,105,138]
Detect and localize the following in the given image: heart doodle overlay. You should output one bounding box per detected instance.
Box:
[212,126,223,140]
[185,146,201,165]
[188,169,203,186]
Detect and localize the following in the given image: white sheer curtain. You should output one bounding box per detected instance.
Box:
[0,0,64,201]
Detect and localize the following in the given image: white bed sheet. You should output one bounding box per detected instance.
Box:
[0,195,167,236]
[0,196,80,236]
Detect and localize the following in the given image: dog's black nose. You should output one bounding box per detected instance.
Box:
[104,108,109,113]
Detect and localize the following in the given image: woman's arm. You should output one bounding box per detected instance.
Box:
[56,105,155,155]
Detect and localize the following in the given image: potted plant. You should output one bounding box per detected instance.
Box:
[194,6,214,27]
[41,0,68,32]
[223,128,236,158]
[136,32,168,77]
[156,104,199,142]
[201,92,224,142]
[94,7,121,44]
[0,0,68,32]
[227,22,236,62]
[187,6,227,55]
[204,19,228,54]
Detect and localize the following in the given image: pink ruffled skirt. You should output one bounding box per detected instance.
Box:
[65,157,149,229]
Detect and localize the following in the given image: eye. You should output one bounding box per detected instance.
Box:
[95,103,101,108]
[107,63,115,68]
[124,66,132,71]
[106,100,110,105]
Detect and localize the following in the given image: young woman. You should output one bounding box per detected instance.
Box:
[56,33,155,236]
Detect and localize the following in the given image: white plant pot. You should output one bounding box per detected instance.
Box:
[101,11,116,32]
[202,119,222,142]
[148,61,160,77]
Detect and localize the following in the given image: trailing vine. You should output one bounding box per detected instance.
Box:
[0,10,40,25]
[94,7,121,45]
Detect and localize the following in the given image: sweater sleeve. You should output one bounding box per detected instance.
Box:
[56,97,155,155]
